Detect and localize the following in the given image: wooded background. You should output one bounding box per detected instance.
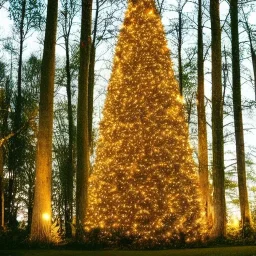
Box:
[0,0,256,242]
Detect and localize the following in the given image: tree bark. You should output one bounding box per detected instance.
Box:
[178,11,183,96]
[65,29,74,240]
[76,0,92,240]
[6,0,26,228]
[230,0,251,236]
[30,0,58,242]
[1,79,11,229]
[197,0,211,226]
[88,44,95,151]
[88,0,99,151]
[0,88,4,229]
[16,0,26,128]
[252,46,256,102]
[61,0,75,237]
[244,18,256,101]
[210,0,226,239]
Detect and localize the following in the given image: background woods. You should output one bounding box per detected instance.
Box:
[0,0,255,245]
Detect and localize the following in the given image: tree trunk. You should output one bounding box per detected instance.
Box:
[0,149,3,230]
[76,0,92,241]
[88,44,95,151]
[88,0,99,151]
[197,0,211,226]
[252,47,256,101]
[178,11,183,96]
[6,0,26,228]
[230,0,251,236]
[210,0,226,239]
[0,88,4,229]
[30,0,58,242]
[245,21,256,101]
[1,79,10,229]
[65,33,74,239]
[16,0,26,128]
[27,184,33,233]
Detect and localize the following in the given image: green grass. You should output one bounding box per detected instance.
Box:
[1,247,256,256]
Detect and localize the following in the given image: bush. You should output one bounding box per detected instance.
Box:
[0,228,29,249]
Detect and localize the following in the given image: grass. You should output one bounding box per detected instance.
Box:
[1,246,256,256]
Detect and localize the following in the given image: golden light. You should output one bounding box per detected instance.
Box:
[147,9,154,15]
[230,215,240,228]
[85,0,206,245]
[42,213,50,221]
[176,94,185,103]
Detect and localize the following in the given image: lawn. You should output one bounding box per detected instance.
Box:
[1,247,256,256]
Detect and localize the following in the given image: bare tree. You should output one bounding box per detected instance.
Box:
[0,87,5,229]
[167,0,189,96]
[76,0,92,240]
[197,0,211,226]
[59,0,80,238]
[7,0,43,227]
[155,0,166,14]
[241,8,256,101]
[30,0,58,242]
[210,0,226,239]
[230,0,252,236]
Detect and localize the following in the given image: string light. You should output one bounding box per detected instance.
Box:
[85,0,206,245]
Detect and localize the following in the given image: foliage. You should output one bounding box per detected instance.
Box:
[9,0,45,36]
[0,227,29,249]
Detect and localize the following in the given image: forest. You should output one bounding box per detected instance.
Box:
[0,0,256,250]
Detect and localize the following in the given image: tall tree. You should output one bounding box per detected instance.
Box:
[197,0,210,225]
[53,100,71,236]
[241,8,256,101]
[0,87,5,229]
[20,54,41,232]
[30,0,58,242]
[169,0,188,96]
[8,0,43,135]
[0,63,6,230]
[88,0,98,150]
[230,0,251,236]
[88,0,125,152]
[7,0,43,227]
[210,0,226,238]
[0,63,12,230]
[177,0,187,96]
[76,0,92,240]
[59,0,80,238]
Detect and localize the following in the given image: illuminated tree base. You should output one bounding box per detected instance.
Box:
[85,227,205,249]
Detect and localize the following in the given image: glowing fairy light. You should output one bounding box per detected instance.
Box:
[147,9,154,15]
[85,0,206,246]
[176,94,185,103]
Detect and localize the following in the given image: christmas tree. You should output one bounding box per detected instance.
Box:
[85,0,205,246]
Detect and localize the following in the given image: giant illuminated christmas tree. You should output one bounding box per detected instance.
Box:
[85,0,205,245]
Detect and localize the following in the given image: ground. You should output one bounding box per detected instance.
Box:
[1,247,256,256]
